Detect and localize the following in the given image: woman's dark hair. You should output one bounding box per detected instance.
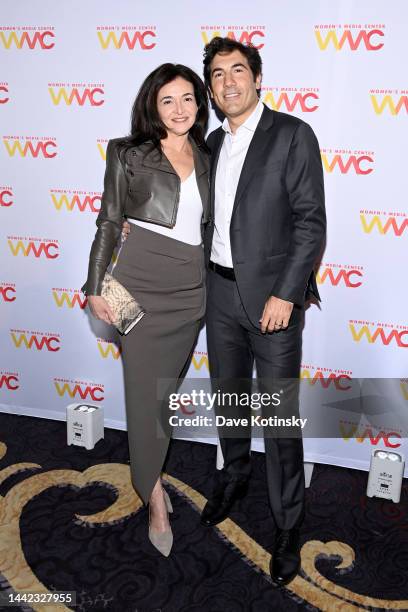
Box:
[127,63,209,151]
[203,37,262,95]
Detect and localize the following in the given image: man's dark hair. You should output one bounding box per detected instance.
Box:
[127,63,209,151]
[203,37,262,93]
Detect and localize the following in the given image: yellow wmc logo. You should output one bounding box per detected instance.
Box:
[0,440,406,610]
[360,213,408,236]
[370,94,408,115]
[51,192,101,213]
[97,340,122,360]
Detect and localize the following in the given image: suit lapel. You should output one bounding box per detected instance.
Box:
[209,129,225,218]
[232,106,275,216]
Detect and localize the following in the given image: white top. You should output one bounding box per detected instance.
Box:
[211,100,264,267]
[129,170,203,245]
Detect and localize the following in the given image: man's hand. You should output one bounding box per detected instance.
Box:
[259,296,294,334]
[121,220,131,241]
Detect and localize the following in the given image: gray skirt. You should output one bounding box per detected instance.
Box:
[112,223,205,503]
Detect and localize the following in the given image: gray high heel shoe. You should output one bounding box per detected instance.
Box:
[148,488,173,557]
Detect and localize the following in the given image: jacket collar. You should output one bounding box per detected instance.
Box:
[134,138,208,178]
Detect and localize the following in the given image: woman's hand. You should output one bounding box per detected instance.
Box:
[87,295,115,325]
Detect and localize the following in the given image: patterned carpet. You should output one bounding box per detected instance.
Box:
[0,412,407,612]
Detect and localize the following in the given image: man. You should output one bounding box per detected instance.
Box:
[200,37,326,586]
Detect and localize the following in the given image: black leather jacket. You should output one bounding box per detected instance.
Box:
[82,137,210,296]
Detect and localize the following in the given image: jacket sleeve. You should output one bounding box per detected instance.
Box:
[272,122,326,305]
[81,140,127,296]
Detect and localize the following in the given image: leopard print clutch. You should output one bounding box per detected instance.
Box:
[101,273,145,335]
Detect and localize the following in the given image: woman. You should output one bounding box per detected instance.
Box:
[82,64,210,556]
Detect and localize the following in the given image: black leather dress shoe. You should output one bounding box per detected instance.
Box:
[270,528,301,586]
[201,476,248,526]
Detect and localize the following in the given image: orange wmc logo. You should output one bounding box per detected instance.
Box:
[301,365,352,390]
[97,26,156,50]
[8,236,59,259]
[0,27,55,49]
[0,187,13,207]
[262,87,319,113]
[52,289,87,309]
[0,282,16,302]
[314,24,385,51]
[0,82,9,104]
[54,378,104,401]
[370,89,408,116]
[11,329,61,352]
[201,25,265,49]
[349,321,408,348]
[320,149,374,175]
[360,210,408,236]
[0,372,19,391]
[49,83,105,106]
[317,263,363,288]
[340,422,401,448]
[51,189,101,212]
[97,339,122,360]
[3,136,57,158]
[97,140,108,160]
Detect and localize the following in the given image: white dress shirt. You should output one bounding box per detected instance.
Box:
[211,100,264,267]
[129,170,203,245]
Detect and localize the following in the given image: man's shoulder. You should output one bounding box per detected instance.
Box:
[206,126,223,150]
[267,107,307,130]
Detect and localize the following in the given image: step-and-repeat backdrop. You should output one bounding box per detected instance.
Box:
[1,1,407,475]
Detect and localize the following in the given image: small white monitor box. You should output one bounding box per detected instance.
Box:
[367,450,404,503]
[67,403,104,450]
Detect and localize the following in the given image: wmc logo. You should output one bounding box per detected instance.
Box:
[0,187,13,206]
[370,89,408,115]
[7,236,59,258]
[3,136,57,158]
[349,321,408,348]
[51,190,101,212]
[0,283,16,302]
[97,26,156,49]
[54,378,104,401]
[0,372,19,390]
[97,140,108,160]
[0,82,9,104]
[201,25,265,49]
[314,24,385,51]
[317,263,363,288]
[191,351,209,372]
[48,83,105,106]
[320,149,374,174]
[11,330,61,351]
[97,339,122,359]
[340,422,401,448]
[0,27,55,49]
[52,289,87,309]
[360,210,408,236]
[301,365,352,390]
[262,87,319,113]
